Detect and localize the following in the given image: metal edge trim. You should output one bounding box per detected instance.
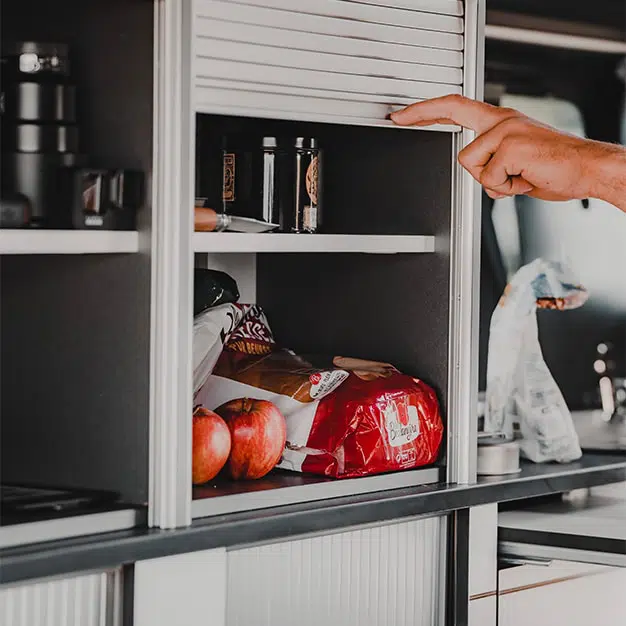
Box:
[0,509,145,550]
[498,540,626,569]
[2,459,624,585]
[191,466,442,518]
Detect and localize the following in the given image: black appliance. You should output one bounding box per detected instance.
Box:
[1,41,81,228]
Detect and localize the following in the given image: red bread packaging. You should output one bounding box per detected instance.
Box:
[194,305,444,478]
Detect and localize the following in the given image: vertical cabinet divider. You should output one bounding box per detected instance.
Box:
[446,0,485,485]
[149,0,196,528]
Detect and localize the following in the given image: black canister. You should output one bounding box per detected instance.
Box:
[221,135,282,229]
[291,137,321,234]
[1,42,80,227]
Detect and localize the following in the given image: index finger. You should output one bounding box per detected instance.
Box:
[390,95,518,135]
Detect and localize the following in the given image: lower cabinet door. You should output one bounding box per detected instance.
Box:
[133,549,227,626]
[226,516,446,626]
[498,561,626,626]
[469,596,496,626]
[0,568,123,626]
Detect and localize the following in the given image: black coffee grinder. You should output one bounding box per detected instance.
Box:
[1,41,81,228]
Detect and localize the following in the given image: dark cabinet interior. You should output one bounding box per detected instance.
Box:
[192,114,454,512]
[1,0,154,508]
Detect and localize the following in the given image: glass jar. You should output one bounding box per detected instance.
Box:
[291,137,321,234]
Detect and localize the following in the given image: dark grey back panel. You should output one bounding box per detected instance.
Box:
[257,252,451,417]
[196,115,453,236]
[254,131,453,414]
[314,125,453,236]
[1,0,153,503]
[1,255,150,500]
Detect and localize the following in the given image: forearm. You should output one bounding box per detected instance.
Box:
[587,142,626,212]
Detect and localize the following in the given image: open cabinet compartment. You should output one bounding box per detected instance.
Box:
[1,0,154,524]
[192,113,455,517]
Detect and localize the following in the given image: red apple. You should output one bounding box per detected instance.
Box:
[215,398,287,480]
[192,406,231,484]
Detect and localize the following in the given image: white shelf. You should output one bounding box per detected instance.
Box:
[0,230,140,255]
[193,233,436,254]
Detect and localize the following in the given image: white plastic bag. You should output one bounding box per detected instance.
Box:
[485,258,588,463]
[192,304,243,395]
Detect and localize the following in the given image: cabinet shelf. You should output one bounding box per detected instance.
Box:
[193,233,436,254]
[0,230,140,255]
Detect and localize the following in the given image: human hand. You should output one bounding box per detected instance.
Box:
[391,95,626,211]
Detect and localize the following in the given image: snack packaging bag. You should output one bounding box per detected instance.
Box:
[193,304,272,395]
[194,307,444,478]
[485,258,588,463]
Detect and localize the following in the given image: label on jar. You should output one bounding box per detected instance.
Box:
[223,153,235,202]
[303,206,317,232]
[305,155,319,205]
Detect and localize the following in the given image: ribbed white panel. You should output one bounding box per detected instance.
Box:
[226,516,444,626]
[193,0,464,126]
[0,569,122,626]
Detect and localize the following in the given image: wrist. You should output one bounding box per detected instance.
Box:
[587,142,626,212]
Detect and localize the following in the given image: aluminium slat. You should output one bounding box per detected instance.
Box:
[195,84,459,131]
[197,19,463,68]
[196,59,462,100]
[196,83,411,119]
[195,2,464,51]
[195,76,422,106]
[196,38,463,84]
[218,0,465,34]
[339,0,464,16]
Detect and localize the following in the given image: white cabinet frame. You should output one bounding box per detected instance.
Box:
[149,0,486,528]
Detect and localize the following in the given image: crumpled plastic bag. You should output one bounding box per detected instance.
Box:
[485,258,588,463]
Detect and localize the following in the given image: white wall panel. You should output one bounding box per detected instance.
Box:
[226,516,445,626]
[0,569,122,626]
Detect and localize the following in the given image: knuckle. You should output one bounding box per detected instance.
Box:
[445,93,464,105]
[457,149,471,168]
[499,108,526,124]
[499,135,521,154]
[480,169,499,188]
[444,93,464,118]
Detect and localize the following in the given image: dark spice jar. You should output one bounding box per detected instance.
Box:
[220,134,283,230]
[290,137,322,234]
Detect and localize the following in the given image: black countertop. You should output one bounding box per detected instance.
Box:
[2,453,625,584]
